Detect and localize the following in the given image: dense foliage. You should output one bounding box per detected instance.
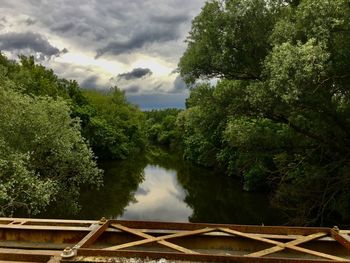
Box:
[0,53,147,216]
[81,89,146,159]
[178,0,350,225]
[0,54,147,161]
[145,109,182,146]
[0,85,102,216]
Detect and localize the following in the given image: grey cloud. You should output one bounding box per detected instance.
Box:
[25,18,36,25]
[117,68,152,81]
[0,0,204,109]
[124,85,140,94]
[136,187,150,196]
[96,28,180,58]
[52,21,75,33]
[81,75,101,89]
[171,75,187,93]
[150,14,189,24]
[154,83,164,91]
[0,32,62,57]
[0,0,204,59]
[170,68,179,75]
[52,21,95,40]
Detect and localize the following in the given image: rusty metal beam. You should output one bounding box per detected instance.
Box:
[247,232,327,257]
[1,218,350,263]
[72,248,350,263]
[108,219,331,236]
[219,227,347,261]
[0,248,60,262]
[332,228,350,250]
[104,227,215,250]
[74,221,110,249]
[110,223,198,254]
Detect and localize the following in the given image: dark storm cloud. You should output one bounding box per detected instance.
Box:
[0,0,204,108]
[117,68,152,81]
[0,32,62,57]
[96,29,180,58]
[81,75,100,89]
[0,0,204,60]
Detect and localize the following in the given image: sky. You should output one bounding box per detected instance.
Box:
[0,0,205,109]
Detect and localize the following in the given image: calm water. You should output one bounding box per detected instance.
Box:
[41,148,285,225]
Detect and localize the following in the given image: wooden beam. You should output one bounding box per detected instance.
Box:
[247,232,327,257]
[104,227,215,251]
[111,223,198,254]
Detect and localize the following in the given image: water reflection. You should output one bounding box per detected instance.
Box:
[38,147,285,225]
[120,165,192,222]
[177,166,283,225]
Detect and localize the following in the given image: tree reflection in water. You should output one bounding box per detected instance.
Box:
[39,147,285,225]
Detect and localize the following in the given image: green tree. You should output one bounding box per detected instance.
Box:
[145,109,182,146]
[179,0,350,225]
[82,88,146,159]
[0,83,102,216]
[0,53,147,161]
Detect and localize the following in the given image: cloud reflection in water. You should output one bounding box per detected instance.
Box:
[119,165,192,222]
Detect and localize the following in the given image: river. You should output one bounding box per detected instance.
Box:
[41,147,285,225]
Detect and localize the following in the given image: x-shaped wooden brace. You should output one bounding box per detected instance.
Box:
[218,228,349,261]
[105,223,215,254]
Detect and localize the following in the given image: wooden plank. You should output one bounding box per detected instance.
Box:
[111,223,198,254]
[74,221,110,249]
[331,229,350,250]
[104,227,215,251]
[219,228,347,261]
[247,232,327,257]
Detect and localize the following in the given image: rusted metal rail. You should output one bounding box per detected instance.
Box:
[0,217,350,262]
